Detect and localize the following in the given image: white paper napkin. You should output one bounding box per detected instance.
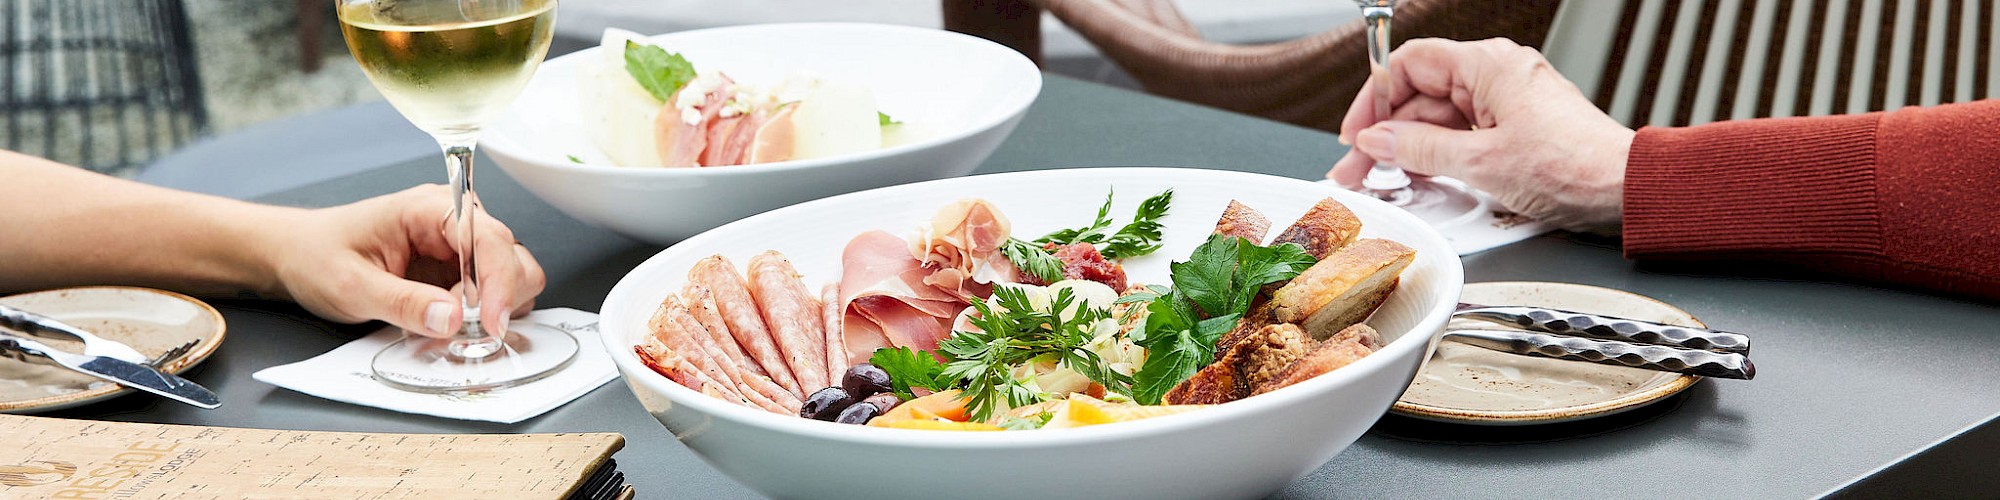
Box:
[1316,178,1554,255]
[253,308,619,424]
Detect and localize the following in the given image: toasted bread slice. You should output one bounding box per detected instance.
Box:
[1269,198,1363,260]
[1231,323,1315,393]
[1252,324,1380,396]
[1212,200,1273,243]
[1269,238,1415,341]
[1166,323,1313,405]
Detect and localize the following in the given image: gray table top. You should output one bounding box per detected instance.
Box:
[67,75,2000,499]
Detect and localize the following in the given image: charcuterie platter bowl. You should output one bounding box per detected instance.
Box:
[601,168,1464,500]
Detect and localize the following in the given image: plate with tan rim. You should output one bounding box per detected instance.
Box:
[1390,282,1702,425]
[0,287,225,413]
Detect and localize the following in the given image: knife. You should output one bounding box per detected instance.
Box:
[1445,328,1755,380]
[0,303,151,364]
[0,329,221,409]
[1454,303,1751,355]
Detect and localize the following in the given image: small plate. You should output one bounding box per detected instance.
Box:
[1391,282,1701,425]
[0,287,226,413]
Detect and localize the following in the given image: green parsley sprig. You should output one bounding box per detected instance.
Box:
[872,287,1131,422]
[1123,235,1317,404]
[1001,189,1174,281]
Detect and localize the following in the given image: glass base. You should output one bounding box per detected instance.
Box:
[371,322,579,393]
[1357,176,1487,226]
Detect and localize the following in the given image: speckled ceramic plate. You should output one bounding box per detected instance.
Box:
[0,287,225,413]
[1391,282,1701,425]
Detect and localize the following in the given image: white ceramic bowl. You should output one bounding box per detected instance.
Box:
[601,168,1465,500]
[483,23,1041,245]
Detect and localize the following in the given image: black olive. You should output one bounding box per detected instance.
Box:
[800,387,854,421]
[834,401,881,425]
[842,363,893,397]
[860,392,900,413]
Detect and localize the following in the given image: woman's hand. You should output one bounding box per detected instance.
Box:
[266,185,546,338]
[1328,38,1635,234]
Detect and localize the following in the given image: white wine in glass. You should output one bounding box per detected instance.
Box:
[1351,0,1483,225]
[339,0,577,393]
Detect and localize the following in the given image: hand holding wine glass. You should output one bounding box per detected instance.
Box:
[338,0,574,392]
[270,184,545,341]
[1326,38,1634,233]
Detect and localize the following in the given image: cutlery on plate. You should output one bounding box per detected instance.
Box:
[1444,329,1755,380]
[0,330,221,409]
[0,303,151,364]
[1453,303,1751,355]
[148,339,200,369]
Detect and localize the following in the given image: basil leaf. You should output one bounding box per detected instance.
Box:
[623,41,697,103]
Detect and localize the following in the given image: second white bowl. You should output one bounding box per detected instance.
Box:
[483,23,1041,245]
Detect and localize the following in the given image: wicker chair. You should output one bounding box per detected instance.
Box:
[0,0,207,176]
[944,0,1564,132]
[1545,0,2000,128]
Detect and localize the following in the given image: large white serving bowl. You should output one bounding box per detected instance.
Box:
[483,23,1040,245]
[601,168,1464,500]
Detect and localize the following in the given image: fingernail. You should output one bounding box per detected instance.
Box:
[424,301,452,336]
[1356,128,1395,162]
[1337,134,1351,146]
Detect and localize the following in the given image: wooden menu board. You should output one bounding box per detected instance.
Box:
[0,414,623,499]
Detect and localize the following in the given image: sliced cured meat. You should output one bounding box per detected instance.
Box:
[691,255,802,396]
[662,297,801,412]
[1051,243,1127,291]
[647,296,737,392]
[911,198,1018,295]
[747,104,796,164]
[653,75,735,167]
[653,98,705,167]
[847,294,956,357]
[747,251,830,392]
[682,284,766,377]
[699,113,748,167]
[636,339,755,409]
[838,230,967,362]
[822,282,849,384]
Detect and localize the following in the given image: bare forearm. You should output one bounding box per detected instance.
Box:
[0,151,294,296]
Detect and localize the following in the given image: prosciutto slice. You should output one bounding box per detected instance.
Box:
[910,199,1019,297]
[836,200,1021,363]
[654,75,736,167]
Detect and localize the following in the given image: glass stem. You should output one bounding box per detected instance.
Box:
[438,136,500,359]
[1357,0,1414,197]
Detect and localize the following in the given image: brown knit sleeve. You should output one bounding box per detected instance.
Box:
[1624,100,2000,301]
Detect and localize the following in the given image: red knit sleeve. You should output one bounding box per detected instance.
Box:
[1624,100,2000,301]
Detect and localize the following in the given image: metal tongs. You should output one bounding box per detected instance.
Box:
[1447,303,1756,380]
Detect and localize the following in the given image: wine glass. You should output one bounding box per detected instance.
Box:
[337,0,576,392]
[1352,0,1483,224]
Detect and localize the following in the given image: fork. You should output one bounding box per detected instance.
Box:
[147,340,200,369]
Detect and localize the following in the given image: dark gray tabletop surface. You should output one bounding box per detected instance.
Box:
[63,75,2000,498]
